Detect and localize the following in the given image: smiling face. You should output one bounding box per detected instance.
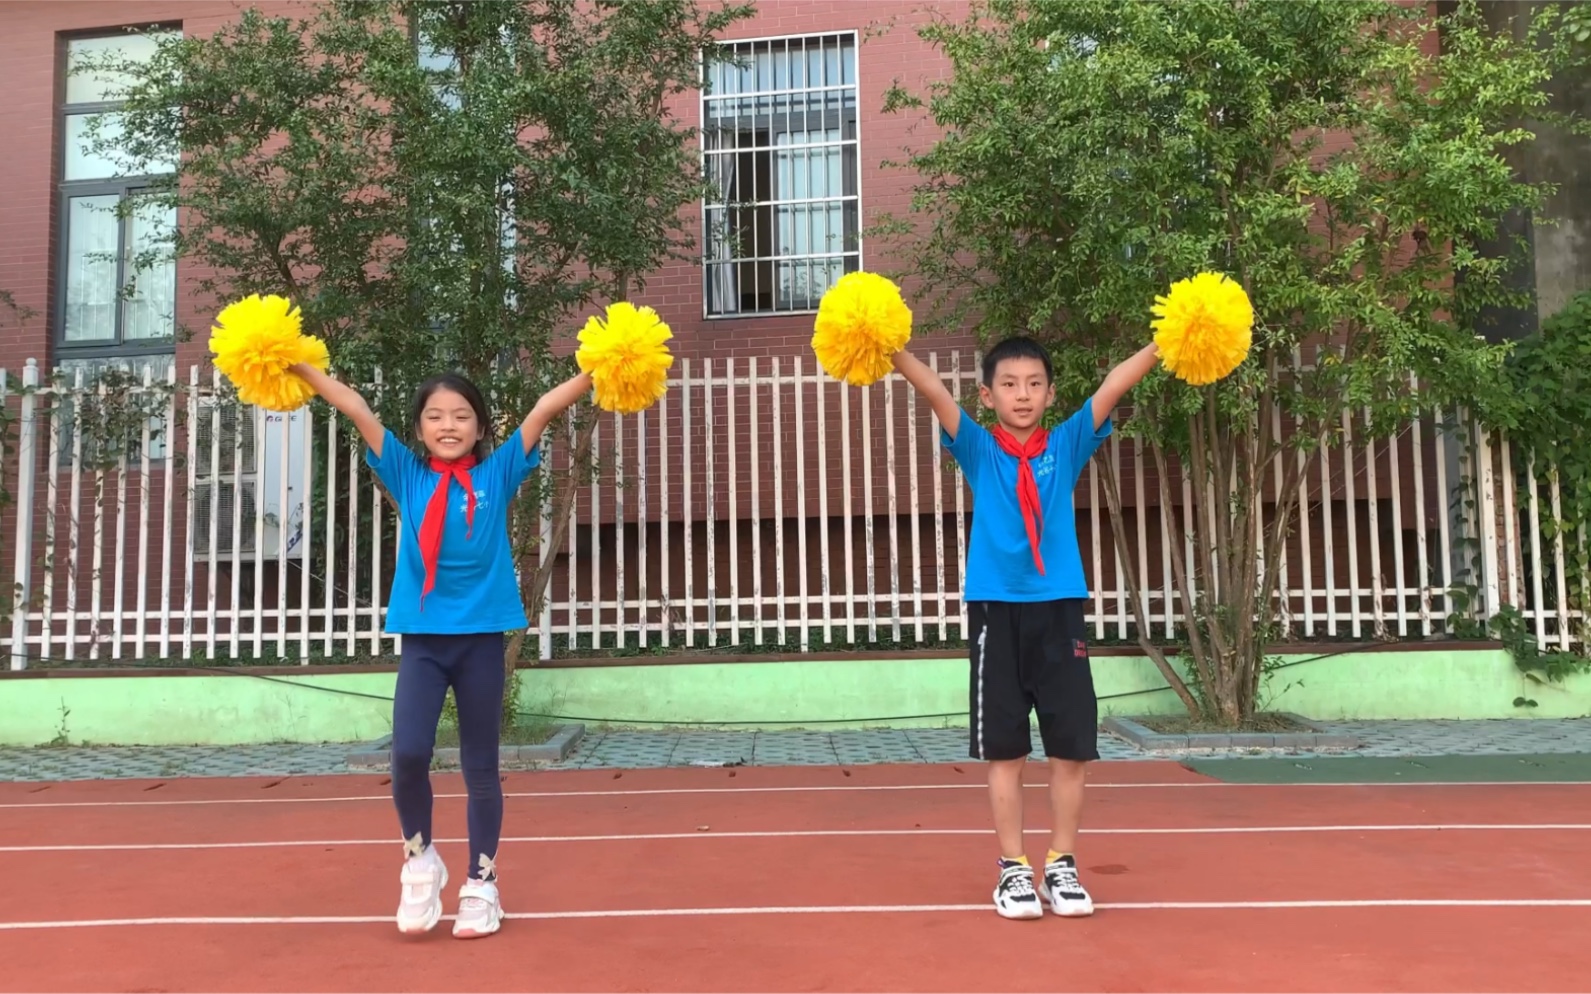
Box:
[416,387,485,463]
[979,355,1055,434]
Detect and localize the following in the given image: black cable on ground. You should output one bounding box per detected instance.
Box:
[7,640,1387,727]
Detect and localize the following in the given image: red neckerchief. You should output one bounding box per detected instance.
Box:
[417,454,477,609]
[990,424,1048,575]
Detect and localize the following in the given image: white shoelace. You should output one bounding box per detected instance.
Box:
[999,865,1037,897]
[1047,863,1082,893]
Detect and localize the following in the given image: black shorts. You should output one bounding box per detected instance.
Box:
[967,599,1099,762]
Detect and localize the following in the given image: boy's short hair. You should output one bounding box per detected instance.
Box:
[981,336,1054,387]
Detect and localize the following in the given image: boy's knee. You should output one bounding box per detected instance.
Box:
[1048,757,1087,780]
[985,756,1028,780]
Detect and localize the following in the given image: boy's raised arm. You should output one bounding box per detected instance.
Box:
[1090,343,1160,430]
[892,348,963,440]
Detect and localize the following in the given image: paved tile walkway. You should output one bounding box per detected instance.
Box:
[1,718,1588,782]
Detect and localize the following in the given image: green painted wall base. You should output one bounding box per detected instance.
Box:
[1,647,1585,747]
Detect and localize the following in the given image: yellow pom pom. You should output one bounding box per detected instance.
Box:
[1150,272,1254,386]
[575,302,674,414]
[209,294,329,412]
[811,271,913,386]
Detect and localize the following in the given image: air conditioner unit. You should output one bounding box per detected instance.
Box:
[191,402,309,562]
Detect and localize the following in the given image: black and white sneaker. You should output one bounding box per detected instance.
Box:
[992,859,1044,920]
[1040,854,1094,917]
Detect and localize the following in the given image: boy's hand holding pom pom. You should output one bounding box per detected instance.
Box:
[209,294,330,412]
[811,271,913,386]
[1150,271,1254,386]
[576,302,675,414]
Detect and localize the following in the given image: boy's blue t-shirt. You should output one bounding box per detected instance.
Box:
[366,427,540,635]
[942,400,1112,602]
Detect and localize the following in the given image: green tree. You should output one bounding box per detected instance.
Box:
[82,0,752,716]
[0,289,38,635]
[1488,290,1591,682]
[884,0,1584,724]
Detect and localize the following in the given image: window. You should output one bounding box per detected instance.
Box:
[56,29,180,372]
[702,33,860,317]
[55,28,181,462]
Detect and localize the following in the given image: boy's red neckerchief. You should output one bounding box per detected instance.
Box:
[418,455,477,609]
[990,424,1048,575]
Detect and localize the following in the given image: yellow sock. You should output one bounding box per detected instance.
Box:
[1047,850,1071,865]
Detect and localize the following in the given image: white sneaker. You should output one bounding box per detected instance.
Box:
[452,878,503,939]
[992,859,1044,920]
[1040,855,1095,917]
[395,836,448,934]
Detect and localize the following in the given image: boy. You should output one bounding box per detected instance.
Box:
[891,336,1159,920]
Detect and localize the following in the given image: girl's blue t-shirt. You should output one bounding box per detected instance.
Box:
[366,427,540,635]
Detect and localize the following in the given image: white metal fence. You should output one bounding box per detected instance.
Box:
[1,352,1584,668]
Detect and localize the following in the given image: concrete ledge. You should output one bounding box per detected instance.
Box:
[346,724,585,769]
[1103,714,1361,753]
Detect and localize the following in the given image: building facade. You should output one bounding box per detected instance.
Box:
[0,2,1570,668]
[0,0,970,376]
[0,0,995,666]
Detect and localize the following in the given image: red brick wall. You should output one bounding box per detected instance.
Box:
[0,2,1452,661]
[0,0,312,376]
[0,0,979,660]
[0,0,968,373]
[640,0,974,362]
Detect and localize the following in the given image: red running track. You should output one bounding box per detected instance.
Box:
[1,761,1588,992]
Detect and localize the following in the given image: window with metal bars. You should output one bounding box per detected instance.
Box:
[701,33,861,317]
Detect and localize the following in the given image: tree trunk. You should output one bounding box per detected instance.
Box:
[1096,456,1203,717]
[500,273,631,714]
[503,412,600,680]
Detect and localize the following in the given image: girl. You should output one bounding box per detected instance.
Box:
[291,361,591,939]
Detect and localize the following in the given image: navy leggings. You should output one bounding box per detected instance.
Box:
[390,632,505,881]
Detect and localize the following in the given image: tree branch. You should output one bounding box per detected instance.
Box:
[1098,453,1202,717]
[505,409,600,668]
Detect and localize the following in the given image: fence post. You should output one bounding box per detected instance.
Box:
[1474,420,1503,620]
[539,432,553,662]
[10,359,39,671]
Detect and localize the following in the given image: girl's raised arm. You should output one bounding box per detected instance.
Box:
[518,372,593,454]
[290,364,387,456]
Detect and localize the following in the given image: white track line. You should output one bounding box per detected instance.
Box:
[3,823,1588,854]
[4,898,1590,931]
[3,779,1586,810]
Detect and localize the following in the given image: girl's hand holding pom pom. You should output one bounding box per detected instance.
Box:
[575,302,675,415]
[1149,272,1254,386]
[811,271,913,387]
[209,294,330,412]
